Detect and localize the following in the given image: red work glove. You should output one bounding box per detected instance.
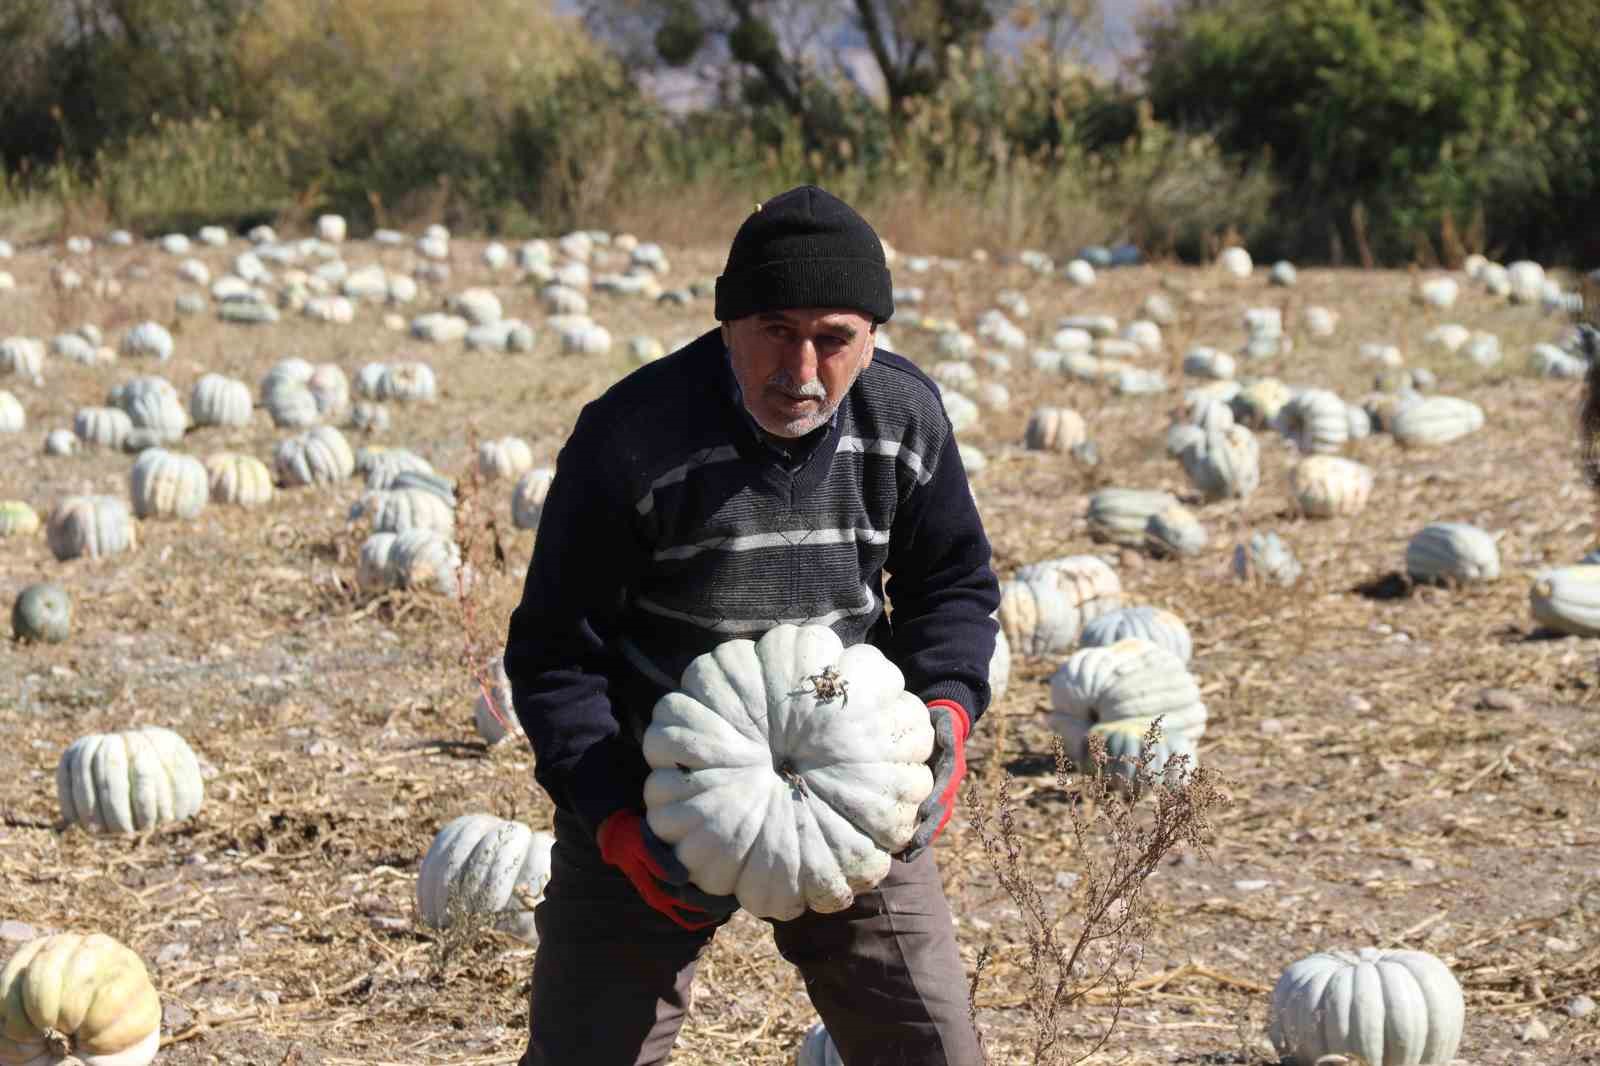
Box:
[597,809,740,931]
[897,699,970,862]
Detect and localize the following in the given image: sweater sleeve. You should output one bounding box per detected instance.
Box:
[503,405,651,837]
[882,427,1002,724]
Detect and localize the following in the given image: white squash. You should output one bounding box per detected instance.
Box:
[1230,378,1292,429]
[941,391,980,434]
[450,287,503,326]
[1088,488,1178,547]
[1080,717,1199,788]
[1530,565,1600,637]
[1145,504,1207,558]
[351,487,455,535]
[112,376,188,442]
[416,814,554,943]
[478,437,535,481]
[988,625,1011,702]
[1390,396,1484,448]
[1291,456,1374,518]
[1233,531,1302,586]
[189,373,253,427]
[308,363,350,417]
[512,467,556,531]
[205,452,274,508]
[1023,407,1087,453]
[57,726,204,833]
[473,656,522,744]
[0,391,24,434]
[357,532,399,592]
[129,449,208,519]
[359,446,435,488]
[0,337,45,382]
[1079,606,1192,664]
[387,528,471,597]
[997,555,1123,657]
[1275,388,1349,454]
[1217,246,1253,278]
[0,500,40,538]
[275,425,355,486]
[47,496,136,561]
[0,932,161,1066]
[377,361,437,403]
[1182,346,1237,380]
[1405,522,1500,584]
[44,428,78,456]
[1048,639,1207,768]
[263,380,320,428]
[1269,948,1464,1066]
[642,624,935,920]
[1179,424,1260,501]
[120,321,173,362]
[76,406,135,451]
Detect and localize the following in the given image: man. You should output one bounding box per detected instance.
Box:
[504,184,1000,1065]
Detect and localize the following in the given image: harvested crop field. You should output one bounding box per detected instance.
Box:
[1,231,1597,1065]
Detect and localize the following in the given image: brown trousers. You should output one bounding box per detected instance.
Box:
[519,810,983,1066]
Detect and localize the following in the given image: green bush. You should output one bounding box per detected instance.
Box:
[1142,0,1600,263]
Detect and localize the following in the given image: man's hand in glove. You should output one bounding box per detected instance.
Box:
[598,809,740,931]
[898,699,970,863]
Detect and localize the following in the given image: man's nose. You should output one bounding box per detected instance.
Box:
[782,338,819,384]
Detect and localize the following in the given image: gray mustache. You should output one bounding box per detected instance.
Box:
[767,370,826,399]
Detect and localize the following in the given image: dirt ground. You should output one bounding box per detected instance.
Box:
[1,229,1597,1066]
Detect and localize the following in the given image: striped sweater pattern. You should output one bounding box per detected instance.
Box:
[504,328,1000,832]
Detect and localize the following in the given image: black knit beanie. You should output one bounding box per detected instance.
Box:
[715,185,894,324]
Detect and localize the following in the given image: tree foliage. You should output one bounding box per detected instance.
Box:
[1141,0,1600,261]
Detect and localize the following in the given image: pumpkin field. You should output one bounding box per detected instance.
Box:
[1,223,1598,1065]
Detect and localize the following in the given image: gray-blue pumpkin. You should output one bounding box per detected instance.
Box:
[13,582,71,643]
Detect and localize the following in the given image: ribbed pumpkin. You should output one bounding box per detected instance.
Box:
[308,363,350,417]
[112,377,187,442]
[642,625,935,920]
[1047,639,1207,771]
[205,452,274,507]
[0,337,45,382]
[1179,424,1260,501]
[189,373,253,427]
[474,656,522,744]
[1145,504,1207,558]
[1233,531,1302,586]
[74,407,134,450]
[1269,948,1463,1066]
[1390,396,1484,448]
[416,815,554,943]
[1405,522,1500,584]
[377,362,438,403]
[351,487,455,535]
[1088,488,1178,547]
[360,447,435,490]
[1079,606,1192,663]
[1023,407,1087,453]
[997,555,1123,656]
[1529,565,1600,637]
[1229,379,1292,429]
[275,426,355,486]
[512,467,557,530]
[0,500,40,538]
[47,496,136,561]
[1275,388,1349,454]
[478,437,535,481]
[1082,717,1199,789]
[128,449,208,519]
[388,528,471,597]
[0,392,23,436]
[263,380,320,428]
[357,532,399,591]
[1182,346,1237,381]
[1291,456,1374,518]
[0,932,161,1066]
[57,726,204,833]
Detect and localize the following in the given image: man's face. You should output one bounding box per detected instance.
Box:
[723,308,876,439]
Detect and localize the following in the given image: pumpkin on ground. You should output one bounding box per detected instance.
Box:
[478,437,535,481]
[74,407,134,450]
[1079,606,1192,663]
[12,582,71,643]
[0,932,161,1066]
[1268,947,1464,1066]
[1291,456,1374,518]
[512,467,557,530]
[1405,522,1500,584]
[189,373,253,427]
[1233,531,1302,586]
[56,726,204,833]
[0,391,26,434]
[350,487,455,536]
[357,532,399,592]
[0,500,40,538]
[474,656,522,744]
[1048,638,1207,778]
[388,528,471,597]
[275,425,355,486]
[1023,407,1087,453]
[47,496,136,562]
[1275,388,1350,454]
[642,624,935,920]
[1529,565,1600,637]
[1088,489,1179,547]
[1178,423,1260,501]
[416,814,554,943]
[129,448,208,519]
[1145,504,1208,558]
[206,452,275,508]
[1083,718,1199,789]
[1390,396,1485,448]
[997,555,1123,656]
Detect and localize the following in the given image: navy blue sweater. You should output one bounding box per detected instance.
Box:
[503,329,1000,835]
